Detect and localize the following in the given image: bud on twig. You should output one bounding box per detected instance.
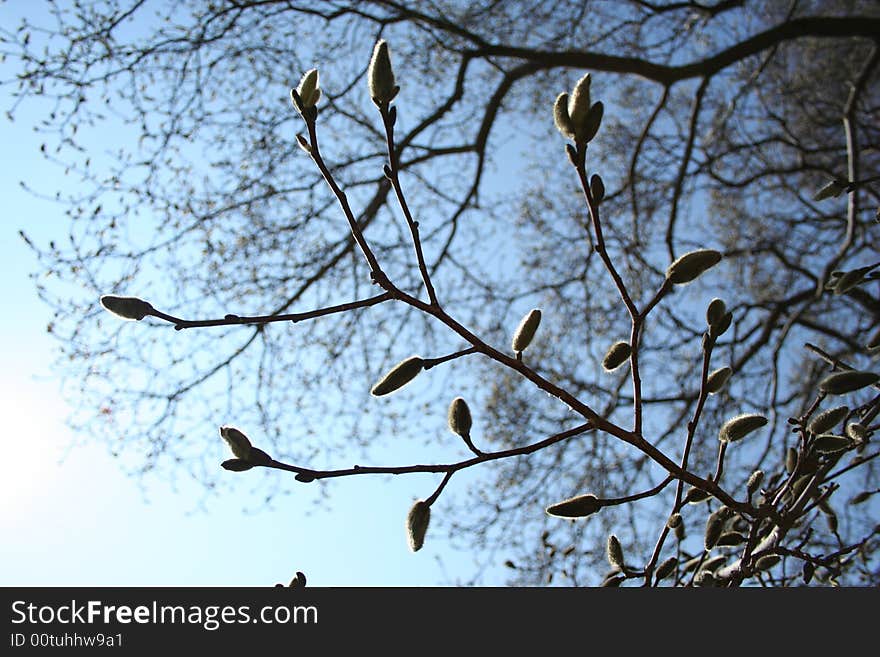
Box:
[295,68,321,110]
[706,298,726,328]
[655,556,678,582]
[606,534,625,571]
[221,459,254,472]
[807,406,849,435]
[546,494,602,518]
[406,500,431,552]
[718,413,767,443]
[100,295,153,320]
[812,179,846,201]
[553,92,576,141]
[818,370,879,395]
[812,434,853,454]
[602,340,631,372]
[746,470,764,498]
[447,397,472,438]
[665,249,722,285]
[220,425,253,460]
[589,174,605,203]
[706,366,732,394]
[368,40,398,106]
[511,309,542,354]
[371,356,425,396]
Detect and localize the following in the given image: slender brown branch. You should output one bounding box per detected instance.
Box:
[263,422,595,481]
[149,292,393,329]
[380,105,440,306]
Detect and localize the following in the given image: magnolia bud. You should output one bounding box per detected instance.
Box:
[655,556,678,582]
[746,470,764,498]
[580,101,604,143]
[811,434,853,454]
[755,554,780,571]
[553,92,576,141]
[785,447,797,474]
[221,459,254,472]
[807,406,849,435]
[606,534,625,571]
[602,340,631,372]
[100,295,153,321]
[567,73,592,131]
[818,370,879,395]
[665,249,722,285]
[718,413,767,443]
[220,425,253,460]
[704,508,726,550]
[371,356,424,396]
[296,69,320,109]
[546,494,602,518]
[590,174,605,203]
[709,311,733,339]
[706,298,726,328]
[448,397,472,438]
[706,366,732,394]
[812,179,846,201]
[368,40,398,106]
[511,309,542,354]
[406,500,431,552]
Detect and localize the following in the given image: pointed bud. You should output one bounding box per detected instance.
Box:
[704,508,726,550]
[511,309,542,354]
[709,310,733,339]
[590,174,605,203]
[746,470,764,498]
[655,556,678,582]
[667,513,683,529]
[706,366,732,394]
[606,534,625,571]
[546,494,602,518]
[785,447,798,474]
[812,179,846,201]
[706,298,726,328]
[846,422,868,442]
[406,500,430,552]
[447,397,472,438]
[371,356,424,396]
[718,413,767,443]
[850,491,873,505]
[666,249,723,285]
[674,522,685,541]
[296,133,312,155]
[221,459,254,472]
[807,406,849,435]
[553,92,576,141]
[602,340,631,372]
[833,269,866,295]
[220,425,253,460]
[580,101,604,143]
[567,73,592,131]
[685,487,710,504]
[812,434,853,454]
[754,554,780,571]
[100,295,153,321]
[818,370,879,395]
[718,531,746,547]
[601,573,625,587]
[368,40,397,106]
[295,69,320,109]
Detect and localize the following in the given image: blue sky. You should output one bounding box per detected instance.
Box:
[0,3,491,587]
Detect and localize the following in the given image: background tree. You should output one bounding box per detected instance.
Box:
[4,0,879,585]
